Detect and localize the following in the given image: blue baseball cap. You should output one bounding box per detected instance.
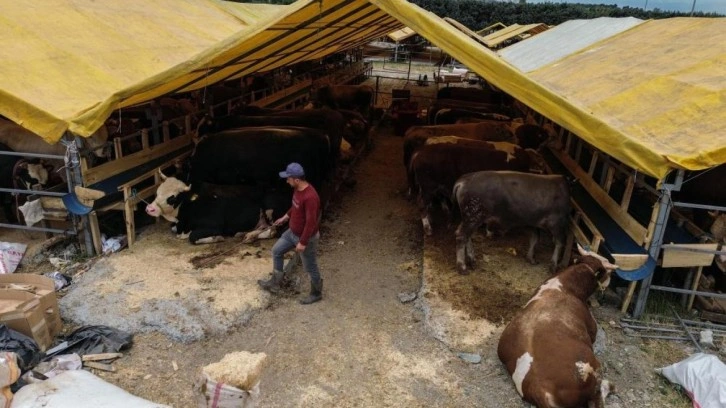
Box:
[279,162,305,178]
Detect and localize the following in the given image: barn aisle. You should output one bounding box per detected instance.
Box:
[208,124,523,407]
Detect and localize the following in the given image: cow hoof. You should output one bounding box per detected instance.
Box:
[527,257,538,265]
[465,258,476,269]
[456,263,469,275]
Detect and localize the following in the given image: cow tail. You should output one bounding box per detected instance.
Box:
[450,181,463,225]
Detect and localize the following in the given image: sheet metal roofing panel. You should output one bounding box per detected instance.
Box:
[499,17,644,72]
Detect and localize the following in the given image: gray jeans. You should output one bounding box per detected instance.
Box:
[272,229,321,282]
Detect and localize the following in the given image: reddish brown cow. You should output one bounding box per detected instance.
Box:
[408,141,546,235]
[498,244,617,408]
[402,122,515,168]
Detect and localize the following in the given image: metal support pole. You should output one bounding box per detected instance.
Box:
[69,133,95,257]
[633,170,684,317]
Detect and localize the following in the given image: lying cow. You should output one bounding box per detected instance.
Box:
[452,171,570,274]
[145,172,288,244]
[0,143,52,223]
[498,244,616,408]
[409,142,547,235]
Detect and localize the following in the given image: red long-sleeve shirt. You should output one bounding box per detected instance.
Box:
[286,185,320,246]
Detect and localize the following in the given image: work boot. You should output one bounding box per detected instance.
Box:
[300,279,323,304]
[258,269,285,294]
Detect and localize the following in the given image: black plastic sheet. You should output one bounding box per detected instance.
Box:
[47,325,133,358]
[0,324,42,372]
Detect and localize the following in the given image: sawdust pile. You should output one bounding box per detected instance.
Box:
[202,351,267,390]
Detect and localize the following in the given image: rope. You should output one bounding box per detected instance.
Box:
[57,140,80,173]
[127,188,151,205]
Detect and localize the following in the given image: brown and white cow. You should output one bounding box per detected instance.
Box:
[452,171,569,273]
[403,122,515,168]
[497,244,617,408]
[0,142,51,223]
[408,142,547,236]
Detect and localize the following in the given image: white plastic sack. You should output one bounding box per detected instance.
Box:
[0,243,26,274]
[658,353,726,408]
[11,369,170,408]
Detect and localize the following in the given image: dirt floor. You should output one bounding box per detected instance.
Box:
[0,72,700,407]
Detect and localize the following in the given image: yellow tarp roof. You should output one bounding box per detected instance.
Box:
[0,0,403,143]
[0,0,724,179]
[374,2,726,178]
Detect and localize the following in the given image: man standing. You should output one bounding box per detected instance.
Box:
[258,162,323,304]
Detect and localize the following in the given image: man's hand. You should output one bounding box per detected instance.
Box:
[273,214,289,226]
[295,242,306,252]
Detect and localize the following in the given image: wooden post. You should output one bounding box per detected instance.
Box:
[88,211,103,255]
[687,266,704,310]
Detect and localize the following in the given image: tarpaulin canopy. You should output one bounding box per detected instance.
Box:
[0,0,724,179]
[379,4,726,178]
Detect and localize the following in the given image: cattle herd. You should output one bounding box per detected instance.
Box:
[144,84,373,244]
[2,74,726,408]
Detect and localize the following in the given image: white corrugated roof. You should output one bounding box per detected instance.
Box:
[498,17,644,72]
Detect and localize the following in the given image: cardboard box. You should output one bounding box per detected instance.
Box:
[0,289,52,351]
[0,274,62,337]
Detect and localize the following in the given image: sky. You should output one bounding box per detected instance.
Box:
[525,0,726,13]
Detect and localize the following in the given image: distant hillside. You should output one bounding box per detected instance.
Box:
[409,0,723,27]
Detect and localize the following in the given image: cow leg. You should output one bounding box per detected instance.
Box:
[526,229,539,265]
[550,230,566,273]
[419,195,434,236]
[189,229,225,244]
[456,221,479,275]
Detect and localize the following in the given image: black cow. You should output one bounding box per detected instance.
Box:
[145,174,290,244]
[408,141,547,235]
[0,143,51,223]
[200,108,346,166]
[188,127,330,196]
[315,84,373,117]
[453,171,571,274]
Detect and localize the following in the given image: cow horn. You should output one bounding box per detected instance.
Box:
[158,169,167,180]
[183,183,191,192]
[576,243,589,256]
[708,210,720,218]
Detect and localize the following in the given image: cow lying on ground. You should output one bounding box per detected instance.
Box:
[408,142,547,235]
[452,171,570,274]
[0,143,51,223]
[145,172,289,244]
[498,244,617,408]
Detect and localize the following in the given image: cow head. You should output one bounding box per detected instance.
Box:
[145,170,191,223]
[576,244,618,291]
[15,160,50,190]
